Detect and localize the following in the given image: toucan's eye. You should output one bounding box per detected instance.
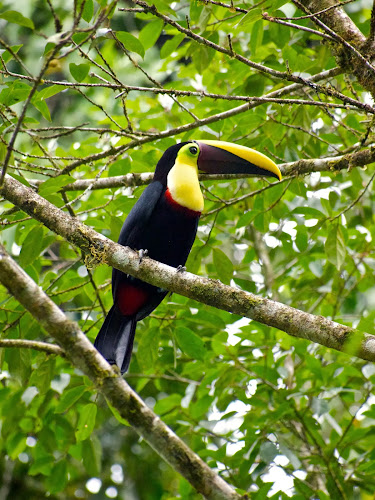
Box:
[189,146,198,155]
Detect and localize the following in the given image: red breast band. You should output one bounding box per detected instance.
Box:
[165,189,201,218]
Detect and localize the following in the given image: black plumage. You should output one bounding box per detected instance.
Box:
[95,143,199,373]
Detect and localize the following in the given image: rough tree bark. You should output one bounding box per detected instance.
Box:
[293,0,375,98]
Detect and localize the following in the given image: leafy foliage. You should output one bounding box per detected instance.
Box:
[1,0,375,499]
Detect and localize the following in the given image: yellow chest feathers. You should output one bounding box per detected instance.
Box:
[167,156,204,213]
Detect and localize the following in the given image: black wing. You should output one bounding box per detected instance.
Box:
[112,181,164,298]
[117,181,164,248]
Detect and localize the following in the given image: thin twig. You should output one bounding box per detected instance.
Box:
[274,0,355,20]
[330,171,375,221]
[262,13,335,41]
[0,339,64,356]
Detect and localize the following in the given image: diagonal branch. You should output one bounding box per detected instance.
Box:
[0,243,240,500]
[1,174,375,362]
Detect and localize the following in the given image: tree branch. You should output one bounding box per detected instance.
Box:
[293,0,365,45]
[283,146,375,176]
[293,0,375,97]
[23,146,375,193]
[127,0,373,114]
[1,174,375,363]
[0,65,341,178]
[0,339,63,356]
[0,243,240,500]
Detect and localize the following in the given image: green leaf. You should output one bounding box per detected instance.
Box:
[213,248,233,284]
[325,223,346,269]
[190,394,212,419]
[29,359,55,394]
[291,207,325,218]
[0,142,6,164]
[279,443,301,469]
[39,175,73,196]
[357,311,375,335]
[55,385,88,414]
[237,8,262,27]
[0,10,34,29]
[137,326,159,372]
[75,403,97,442]
[269,0,289,9]
[43,41,56,56]
[0,81,31,106]
[295,228,308,252]
[39,84,68,100]
[19,226,45,267]
[32,96,51,121]
[160,34,184,59]
[211,331,228,356]
[1,44,23,63]
[253,210,271,232]
[154,394,181,415]
[192,44,216,74]
[108,157,131,177]
[175,327,206,361]
[6,347,31,384]
[259,441,278,463]
[45,461,67,493]
[82,0,94,22]
[6,432,26,459]
[195,6,212,31]
[116,31,145,58]
[190,1,204,23]
[321,197,332,216]
[139,19,164,50]
[236,210,257,228]
[250,20,264,57]
[72,32,88,45]
[29,456,54,476]
[253,483,273,500]
[69,63,90,82]
[82,437,102,476]
[106,400,130,426]
[294,477,316,497]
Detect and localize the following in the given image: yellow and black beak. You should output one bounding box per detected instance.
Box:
[196,140,282,181]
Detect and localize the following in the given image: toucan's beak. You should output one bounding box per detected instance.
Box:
[196,140,282,181]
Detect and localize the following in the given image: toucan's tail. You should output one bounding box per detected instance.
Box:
[94,306,137,374]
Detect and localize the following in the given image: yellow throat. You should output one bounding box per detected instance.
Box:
[167,149,204,213]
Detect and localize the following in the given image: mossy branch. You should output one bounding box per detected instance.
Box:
[0,243,240,500]
[1,174,375,362]
[293,0,375,97]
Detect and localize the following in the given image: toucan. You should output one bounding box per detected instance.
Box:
[94,140,282,373]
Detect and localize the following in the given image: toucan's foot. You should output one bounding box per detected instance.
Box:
[176,265,186,273]
[138,249,148,263]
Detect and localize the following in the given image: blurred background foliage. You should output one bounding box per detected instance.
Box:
[1,0,375,498]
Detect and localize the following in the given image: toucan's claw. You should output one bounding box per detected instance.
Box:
[138,249,148,264]
[176,265,186,273]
